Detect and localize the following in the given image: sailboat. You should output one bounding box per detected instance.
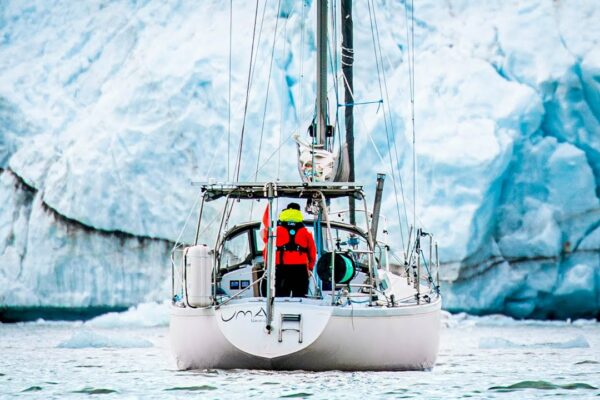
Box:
[170,0,441,371]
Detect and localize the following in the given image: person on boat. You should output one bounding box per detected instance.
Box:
[262,203,317,297]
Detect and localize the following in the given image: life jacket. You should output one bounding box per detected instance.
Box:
[276,221,309,266]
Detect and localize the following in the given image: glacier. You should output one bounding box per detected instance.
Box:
[0,0,598,319]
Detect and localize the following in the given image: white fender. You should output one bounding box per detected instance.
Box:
[185,245,213,307]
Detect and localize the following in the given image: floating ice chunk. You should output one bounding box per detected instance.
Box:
[57,330,153,348]
[572,319,599,327]
[86,301,169,328]
[445,312,599,328]
[440,310,454,328]
[479,335,589,349]
[443,312,512,329]
[30,319,83,327]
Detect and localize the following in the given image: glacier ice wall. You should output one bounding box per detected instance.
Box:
[0,171,171,308]
[0,0,598,318]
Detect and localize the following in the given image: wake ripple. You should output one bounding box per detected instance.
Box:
[72,387,118,394]
[164,385,218,391]
[479,335,589,349]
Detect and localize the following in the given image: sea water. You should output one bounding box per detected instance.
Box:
[0,305,598,399]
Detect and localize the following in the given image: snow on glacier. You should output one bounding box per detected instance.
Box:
[0,0,598,318]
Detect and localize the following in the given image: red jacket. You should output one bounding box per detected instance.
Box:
[273,225,317,271]
[262,207,317,271]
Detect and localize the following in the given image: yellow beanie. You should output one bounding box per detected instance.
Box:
[278,208,303,223]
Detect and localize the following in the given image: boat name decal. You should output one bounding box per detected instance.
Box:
[221,307,267,323]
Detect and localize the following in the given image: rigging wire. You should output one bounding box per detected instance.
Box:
[298,0,306,137]
[255,130,298,175]
[367,0,406,252]
[400,0,432,271]
[171,190,203,252]
[371,2,411,241]
[250,0,283,221]
[226,0,262,231]
[254,0,283,182]
[254,57,347,179]
[253,81,336,178]
[335,89,404,200]
[232,0,264,182]
[249,2,269,96]
[404,0,417,236]
[337,90,409,233]
[278,2,294,181]
[227,0,232,181]
[255,56,346,178]
[203,135,224,179]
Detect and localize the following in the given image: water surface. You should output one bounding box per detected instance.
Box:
[0,311,598,399]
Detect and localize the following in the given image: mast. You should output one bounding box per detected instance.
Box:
[316,0,328,148]
[341,0,355,223]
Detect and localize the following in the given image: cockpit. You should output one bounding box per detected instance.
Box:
[216,220,385,299]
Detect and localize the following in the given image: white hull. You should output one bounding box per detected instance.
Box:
[170,297,441,371]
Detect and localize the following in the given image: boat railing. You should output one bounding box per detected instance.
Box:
[173,257,437,308]
[340,283,372,288]
[172,247,438,308]
[170,247,184,305]
[404,228,441,303]
[171,182,439,308]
